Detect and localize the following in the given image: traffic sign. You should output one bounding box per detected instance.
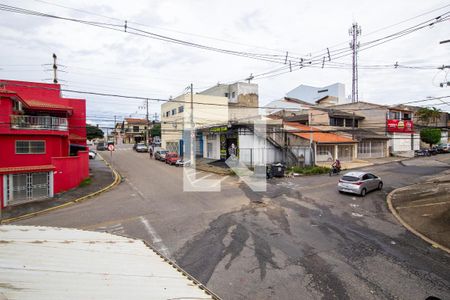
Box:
[108,144,115,151]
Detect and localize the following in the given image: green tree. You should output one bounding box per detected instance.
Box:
[86,124,104,140]
[150,123,161,137]
[420,128,441,148]
[416,107,442,126]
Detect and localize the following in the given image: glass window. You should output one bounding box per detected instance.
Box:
[178,106,184,113]
[232,92,236,98]
[16,141,45,154]
[342,176,359,182]
[133,126,139,132]
[330,118,344,127]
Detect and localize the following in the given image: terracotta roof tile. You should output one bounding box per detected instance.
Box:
[23,99,72,111]
[285,122,355,143]
[124,118,148,125]
[69,133,86,140]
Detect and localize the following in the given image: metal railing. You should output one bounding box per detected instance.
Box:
[10,115,68,131]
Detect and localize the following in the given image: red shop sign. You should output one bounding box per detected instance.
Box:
[387,120,414,133]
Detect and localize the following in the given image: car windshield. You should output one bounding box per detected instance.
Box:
[342,175,360,182]
[161,151,168,154]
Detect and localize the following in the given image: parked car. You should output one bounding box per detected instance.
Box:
[337,171,383,197]
[96,142,106,151]
[436,143,450,153]
[165,152,179,165]
[155,149,168,161]
[135,143,148,152]
[88,150,97,159]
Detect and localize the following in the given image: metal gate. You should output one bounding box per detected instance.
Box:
[5,172,50,206]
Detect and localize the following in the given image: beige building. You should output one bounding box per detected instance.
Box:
[161,93,228,154]
[122,118,149,144]
[199,82,259,121]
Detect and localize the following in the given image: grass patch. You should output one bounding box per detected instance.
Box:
[289,166,330,175]
[79,177,92,187]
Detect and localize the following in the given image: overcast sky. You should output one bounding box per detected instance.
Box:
[0,0,449,128]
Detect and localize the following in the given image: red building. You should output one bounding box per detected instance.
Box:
[0,79,88,208]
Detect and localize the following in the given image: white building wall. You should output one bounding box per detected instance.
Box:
[388,132,420,153]
[238,129,282,165]
[286,83,348,104]
[202,133,221,160]
[440,131,448,144]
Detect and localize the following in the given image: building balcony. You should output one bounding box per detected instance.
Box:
[10,115,68,131]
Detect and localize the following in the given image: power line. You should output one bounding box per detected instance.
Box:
[2,81,449,113]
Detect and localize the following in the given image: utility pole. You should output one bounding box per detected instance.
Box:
[349,23,361,103]
[52,53,58,84]
[114,115,117,144]
[352,112,355,141]
[145,99,149,145]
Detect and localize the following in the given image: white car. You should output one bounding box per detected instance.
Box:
[89,150,97,159]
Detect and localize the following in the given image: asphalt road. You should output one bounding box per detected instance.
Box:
[17,145,450,300]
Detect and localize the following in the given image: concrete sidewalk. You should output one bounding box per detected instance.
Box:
[0,158,118,222]
[388,173,450,253]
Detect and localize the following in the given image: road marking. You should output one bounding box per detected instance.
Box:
[96,223,125,235]
[351,212,364,217]
[191,173,214,184]
[139,216,171,258]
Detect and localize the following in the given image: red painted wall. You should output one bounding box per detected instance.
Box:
[0,96,13,135]
[2,80,64,103]
[0,135,67,167]
[52,151,89,194]
[67,98,87,145]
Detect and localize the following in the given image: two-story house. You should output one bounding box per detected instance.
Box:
[0,79,88,208]
[123,118,149,144]
[327,102,419,157]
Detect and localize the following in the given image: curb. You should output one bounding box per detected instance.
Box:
[0,159,122,224]
[386,183,450,255]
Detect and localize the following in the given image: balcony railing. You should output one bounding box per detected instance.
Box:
[10,115,68,131]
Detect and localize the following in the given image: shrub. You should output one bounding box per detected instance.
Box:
[290,166,330,175]
[79,177,92,187]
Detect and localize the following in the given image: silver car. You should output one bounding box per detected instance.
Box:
[337,171,383,196]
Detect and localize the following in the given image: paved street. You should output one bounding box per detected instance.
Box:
[17,145,450,300]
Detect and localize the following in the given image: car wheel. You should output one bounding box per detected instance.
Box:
[378,182,383,190]
[360,188,367,197]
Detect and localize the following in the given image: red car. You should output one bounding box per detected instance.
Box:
[165,152,179,165]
